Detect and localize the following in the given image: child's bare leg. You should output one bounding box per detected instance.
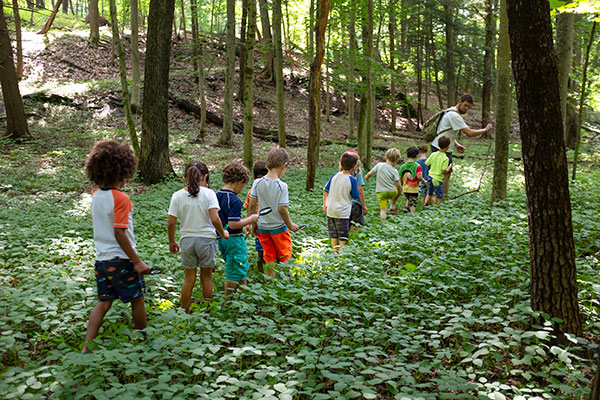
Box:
[181,268,197,312]
[131,296,147,330]
[82,300,113,352]
[339,240,348,249]
[200,267,213,299]
[331,238,339,252]
[257,250,265,274]
[424,194,431,205]
[225,279,247,296]
[265,262,277,278]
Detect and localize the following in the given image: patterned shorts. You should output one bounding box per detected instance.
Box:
[95,258,145,303]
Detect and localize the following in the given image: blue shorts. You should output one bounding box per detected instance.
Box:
[427,180,444,198]
[218,236,250,282]
[255,237,263,252]
[418,182,428,196]
[95,258,145,303]
[327,217,350,241]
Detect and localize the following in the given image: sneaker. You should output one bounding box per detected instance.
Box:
[389,208,399,215]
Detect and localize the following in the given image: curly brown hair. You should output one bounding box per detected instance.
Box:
[85,140,138,188]
[222,163,250,184]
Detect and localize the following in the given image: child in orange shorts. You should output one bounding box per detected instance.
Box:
[248,148,300,277]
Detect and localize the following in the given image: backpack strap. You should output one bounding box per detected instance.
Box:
[436,108,458,136]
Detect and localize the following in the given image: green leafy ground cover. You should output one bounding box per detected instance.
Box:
[1,117,599,399]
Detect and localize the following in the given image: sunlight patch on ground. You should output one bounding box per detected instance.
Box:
[67,193,92,217]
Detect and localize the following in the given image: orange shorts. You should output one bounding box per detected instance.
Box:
[257,227,292,263]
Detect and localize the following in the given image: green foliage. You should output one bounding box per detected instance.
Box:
[1,123,600,399]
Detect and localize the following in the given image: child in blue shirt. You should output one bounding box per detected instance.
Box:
[216,163,258,296]
[416,144,431,206]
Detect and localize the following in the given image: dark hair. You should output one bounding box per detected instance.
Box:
[438,135,451,149]
[340,152,358,170]
[460,93,474,104]
[266,147,289,169]
[222,163,250,184]
[85,140,138,188]
[406,146,419,159]
[253,161,268,179]
[417,144,428,154]
[185,161,209,197]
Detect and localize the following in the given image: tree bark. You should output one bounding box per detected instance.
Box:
[358,0,373,169]
[347,1,356,139]
[491,0,511,203]
[429,10,444,110]
[481,0,495,128]
[555,6,574,145]
[243,0,257,170]
[389,0,396,133]
[90,0,100,44]
[258,0,274,82]
[0,4,29,139]
[221,0,236,145]
[11,0,23,80]
[238,0,248,104]
[444,0,456,107]
[190,0,206,140]
[39,0,63,34]
[130,0,141,112]
[179,0,187,43]
[506,0,582,341]
[62,0,69,13]
[305,0,329,191]
[139,0,175,183]
[272,0,286,147]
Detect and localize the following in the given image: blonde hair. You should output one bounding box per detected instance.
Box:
[385,148,401,163]
[266,147,289,169]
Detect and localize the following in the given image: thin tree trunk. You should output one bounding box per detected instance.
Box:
[11,0,23,80]
[444,1,456,107]
[506,0,583,341]
[0,4,29,139]
[190,0,206,140]
[389,0,396,133]
[258,0,274,81]
[416,11,423,125]
[491,0,511,203]
[180,0,187,43]
[325,23,331,122]
[308,0,314,61]
[429,11,443,109]
[238,0,248,104]
[62,0,68,13]
[90,0,100,43]
[305,0,329,191]
[347,1,356,139]
[571,19,597,182]
[556,5,574,144]
[109,0,140,157]
[481,0,495,128]
[39,0,63,34]
[130,0,141,112]
[221,0,236,146]
[243,0,257,170]
[272,0,286,146]
[140,0,175,183]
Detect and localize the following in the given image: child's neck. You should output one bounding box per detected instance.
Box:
[341,169,353,175]
[419,154,427,159]
[439,148,448,153]
[386,160,397,166]
[406,157,417,162]
[266,168,282,179]
[222,183,237,192]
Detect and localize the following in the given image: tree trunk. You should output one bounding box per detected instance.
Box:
[358,0,374,169]
[324,23,331,123]
[89,0,100,44]
[238,0,248,104]
[130,0,141,112]
[272,0,286,147]
[415,11,423,125]
[258,0,274,82]
[36,0,45,9]
[491,0,511,203]
[62,0,69,13]
[0,4,29,139]
[220,0,236,146]
[109,0,140,157]
[139,0,175,184]
[429,10,443,110]
[243,0,257,170]
[506,0,582,341]
[571,19,597,182]
[481,0,495,128]
[555,6,574,145]
[389,0,396,133]
[307,0,314,61]
[591,352,600,400]
[347,1,356,139]
[39,0,63,34]
[444,1,456,107]
[179,0,187,43]
[305,0,329,191]
[190,0,206,141]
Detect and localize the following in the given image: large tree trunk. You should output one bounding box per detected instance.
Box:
[491,0,511,203]
[555,6,574,145]
[506,0,583,341]
[305,0,329,191]
[272,0,286,147]
[11,0,23,80]
[0,4,29,139]
[139,0,175,183]
[190,0,206,141]
[39,0,63,34]
[481,0,495,128]
[347,1,356,139]
[62,0,69,13]
[444,1,456,107]
[220,0,236,145]
[130,0,141,112]
[258,0,274,82]
[243,0,257,170]
[89,0,100,44]
[109,0,140,156]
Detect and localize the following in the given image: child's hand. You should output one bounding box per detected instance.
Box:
[289,223,300,232]
[169,242,180,254]
[134,261,150,275]
[323,204,327,212]
[222,231,230,240]
[249,214,259,224]
[363,205,368,214]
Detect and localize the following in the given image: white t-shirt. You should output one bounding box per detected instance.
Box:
[250,176,289,230]
[323,172,360,219]
[432,107,468,152]
[91,188,136,261]
[369,162,400,193]
[168,187,220,239]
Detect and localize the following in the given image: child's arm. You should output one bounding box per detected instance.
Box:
[323,191,328,212]
[278,205,300,232]
[167,215,180,254]
[228,214,258,230]
[248,197,258,235]
[395,179,402,196]
[209,208,230,239]
[114,228,150,275]
[358,186,367,214]
[364,169,375,181]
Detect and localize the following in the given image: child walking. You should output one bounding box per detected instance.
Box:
[416,144,431,206]
[345,150,368,231]
[83,140,150,353]
[323,151,360,252]
[216,163,259,296]
[398,146,426,213]
[168,161,229,313]
[243,161,268,273]
[248,148,300,277]
[426,136,452,204]
[365,148,402,219]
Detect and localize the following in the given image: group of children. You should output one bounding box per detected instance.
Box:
[82,136,453,351]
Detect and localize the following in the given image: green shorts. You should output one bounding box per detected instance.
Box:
[218,236,250,282]
[377,190,398,210]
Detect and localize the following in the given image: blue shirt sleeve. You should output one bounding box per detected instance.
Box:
[355,172,365,187]
[227,197,242,221]
[350,176,360,200]
[323,174,335,193]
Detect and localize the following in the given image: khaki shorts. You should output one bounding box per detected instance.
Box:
[180,236,217,269]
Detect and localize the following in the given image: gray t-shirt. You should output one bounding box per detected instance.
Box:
[370,162,400,193]
[432,107,468,152]
[250,176,289,230]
